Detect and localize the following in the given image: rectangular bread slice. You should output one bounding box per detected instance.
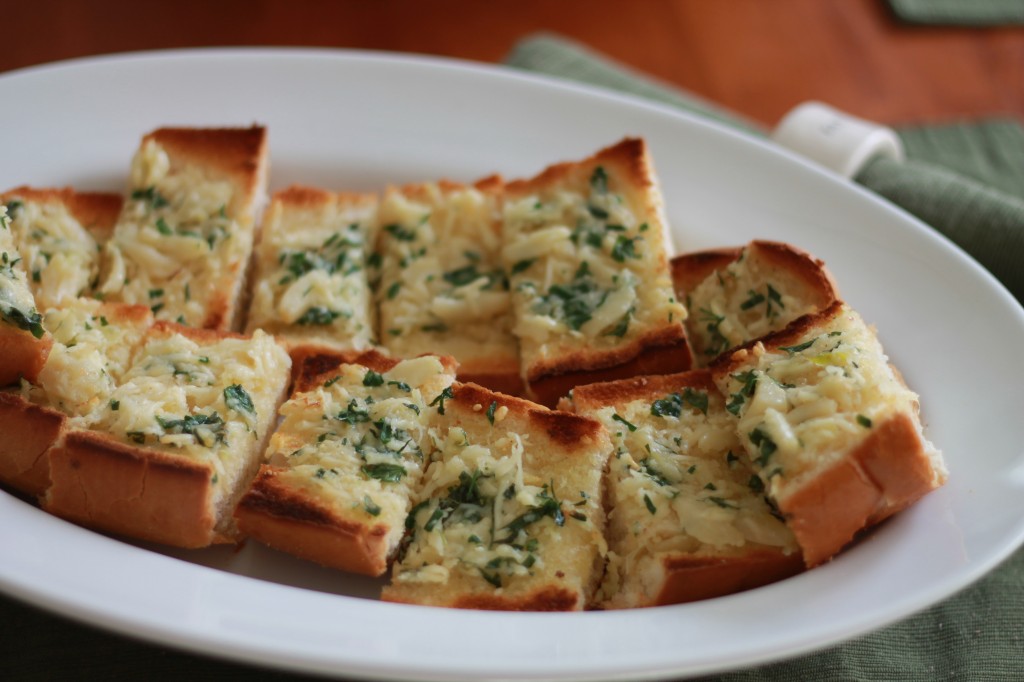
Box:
[382,382,611,611]
[376,177,523,396]
[44,323,291,548]
[234,350,457,576]
[0,299,154,496]
[97,126,269,331]
[0,204,51,385]
[503,138,690,406]
[244,185,378,355]
[709,301,946,566]
[672,240,838,367]
[1,187,122,309]
[568,371,802,608]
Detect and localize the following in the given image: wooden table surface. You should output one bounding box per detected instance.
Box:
[2,0,1021,128]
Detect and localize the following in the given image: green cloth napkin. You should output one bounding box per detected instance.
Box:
[888,0,1024,26]
[506,33,1024,304]
[506,33,1024,682]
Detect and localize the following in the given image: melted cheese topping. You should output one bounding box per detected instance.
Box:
[246,194,377,349]
[503,165,685,371]
[98,140,255,327]
[376,184,518,365]
[715,306,943,499]
[0,205,44,339]
[264,356,455,550]
[392,418,604,600]
[4,197,99,309]
[686,246,823,365]
[92,329,289,498]
[23,300,149,423]
[586,388,795,606]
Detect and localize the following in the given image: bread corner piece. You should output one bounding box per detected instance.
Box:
[382,383,612,610]
[672,240,839,367]
[245,185,378,356]
[234,349,457,576]
[503,138,690,407]
[710,301,946,567]
[44,321,291,548]
[97,125,269,331]
[570,371,802,608]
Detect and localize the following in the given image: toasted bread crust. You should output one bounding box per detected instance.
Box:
[650,549,805,605]
[45,430,220,548]
[0,328,51,386]
[670,247,743,296]
[385,584,582,612]
[291,349,457,394]
[234,465,392,575]
[143,126,268,218]
[506,138,651,196]
[0,392,65,497]
[1,186,123,242]
[456,364,525,398]
[780,412,938,566]
[569,369,717,412]
[528,329,692,407]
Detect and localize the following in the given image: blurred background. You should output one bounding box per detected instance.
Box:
[2,0,1021,128]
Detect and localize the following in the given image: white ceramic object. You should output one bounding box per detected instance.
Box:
[0,49,1022,682]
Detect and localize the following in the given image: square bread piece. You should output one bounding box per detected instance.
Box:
[569,371,802,609]
[503,138,690,406]
[1,299,153,497]
[382,383,611,611]
[0,204,51,385]
[711,301,946,567]
[245,186,378,354]
[1,187,122,310]
[97,126,269,330]
[44,322,291,548]
[672,241,838,367]
[234,350,457,576]
[376,177,523,396]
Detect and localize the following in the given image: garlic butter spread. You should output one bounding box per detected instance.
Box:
[3,196,99,310]
[376,183,518,366]
[247,193,377,349]
[263,356,454,546]
[92,329,288,498]
[503,164,685,369]
[588,386,796,604]
[0,205,45,340]
[99,140,253,326]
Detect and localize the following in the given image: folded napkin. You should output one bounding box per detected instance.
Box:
[506,33,1024,682]
[888,0,1024,26]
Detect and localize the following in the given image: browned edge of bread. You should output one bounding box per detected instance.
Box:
[44,429,221,548]
[234,465,395,576]
[290,348,458,395]
[528,330,692,408]
[505,138,651,196]
[651,549,806,605]
[670,247,743,298]
[0,391,66,497]
[2,186,124,243]
[709,300,939,567]
[0,328,52,386]
[456,363,525,398]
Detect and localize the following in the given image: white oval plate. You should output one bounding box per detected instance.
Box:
[1,49,1023,681]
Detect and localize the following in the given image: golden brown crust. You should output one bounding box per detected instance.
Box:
[455,355,524,397]
[0,328,51,386]
[527,330,692,407]
[44,430,220,548]
[291,349,458,394]
[506,138,650,197]
[143,126,268,216]
[780,412,938,567]
[0,392,65,497]
[569,369,717,413]
[269,184,377,210]
[384,584,582,612]
[1,186,123,243]
[234,465,392,576]
[651,549,805,605]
